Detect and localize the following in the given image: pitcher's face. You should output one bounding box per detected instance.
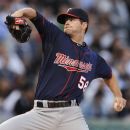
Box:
[64,17,85,36]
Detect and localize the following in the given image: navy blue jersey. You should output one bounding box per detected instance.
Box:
[31,12,112,103]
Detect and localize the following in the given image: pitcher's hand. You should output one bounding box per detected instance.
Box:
[114,97,126,112]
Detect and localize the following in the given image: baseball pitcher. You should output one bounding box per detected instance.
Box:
[0,7,126,130]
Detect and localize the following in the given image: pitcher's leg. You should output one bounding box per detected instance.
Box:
[58,116,89,130]
[58,106,89,130]
[0,107,61,130]
[0,109,49,130]
[0,114,27,130]
[0,110,35,130]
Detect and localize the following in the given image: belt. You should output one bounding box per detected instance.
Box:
[34,100,79,108]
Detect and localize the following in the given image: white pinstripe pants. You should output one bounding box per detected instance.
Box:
[0,104,89,130]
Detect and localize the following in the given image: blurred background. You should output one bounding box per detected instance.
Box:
[0,0,130,129]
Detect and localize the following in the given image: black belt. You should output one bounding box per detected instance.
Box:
[36,100,78,108]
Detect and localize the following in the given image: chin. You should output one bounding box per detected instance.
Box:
[64,30,72,35]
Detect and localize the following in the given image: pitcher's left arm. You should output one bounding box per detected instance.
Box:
[104,73,126,112]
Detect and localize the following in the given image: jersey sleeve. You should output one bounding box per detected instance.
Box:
[30,11,44,35]
[30,11,62,43]
[95,54,112,79]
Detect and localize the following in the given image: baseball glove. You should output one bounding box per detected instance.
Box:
[5,16,32,43]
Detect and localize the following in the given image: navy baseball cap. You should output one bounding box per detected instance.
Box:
[57,8,89,24]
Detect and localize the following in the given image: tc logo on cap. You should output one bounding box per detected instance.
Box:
[67,8,72,13]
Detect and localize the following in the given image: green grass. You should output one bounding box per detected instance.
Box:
[87,118,130,130]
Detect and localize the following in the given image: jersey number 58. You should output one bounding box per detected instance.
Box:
[78,76,89,92]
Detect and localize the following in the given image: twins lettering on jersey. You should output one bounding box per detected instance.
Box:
[54,52,92,73]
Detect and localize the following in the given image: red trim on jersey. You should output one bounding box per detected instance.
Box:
[64,44,88,99]
[59,72,72,95]
[59,43,79,95]
[65,74,81,99]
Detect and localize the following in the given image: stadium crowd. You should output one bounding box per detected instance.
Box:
[0,0,130,121]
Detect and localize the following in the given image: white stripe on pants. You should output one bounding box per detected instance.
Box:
[0,105,89,130]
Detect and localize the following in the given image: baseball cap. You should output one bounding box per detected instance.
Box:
[57,8,89,24]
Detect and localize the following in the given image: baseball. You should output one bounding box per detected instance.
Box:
[114,102,124,112]
[114,102,118,109]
